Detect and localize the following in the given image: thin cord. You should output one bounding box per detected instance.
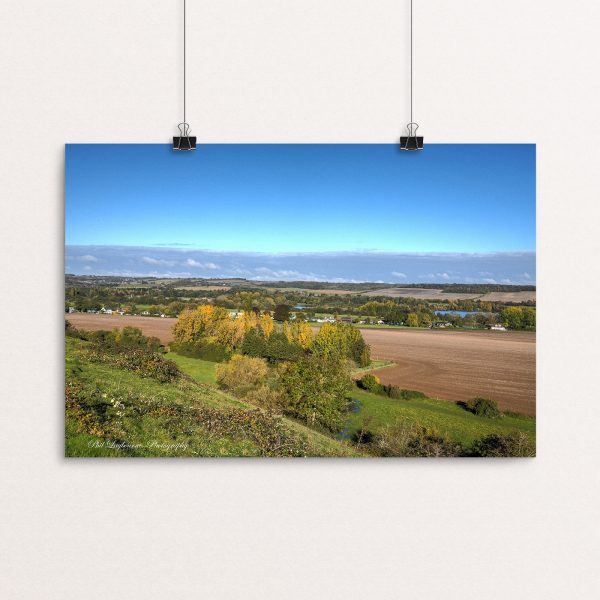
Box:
[410,0,413,124]
[183,0,186,125]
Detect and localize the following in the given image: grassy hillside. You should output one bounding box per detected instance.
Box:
[165,352,217,385]
[347,388,535,447]
[66,337,360,457]
[165,351,535,449]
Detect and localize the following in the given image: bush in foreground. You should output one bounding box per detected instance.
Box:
[215,355,269,397]
[470,432,535,457]
[86,346,181,383]
[375,422,463,457]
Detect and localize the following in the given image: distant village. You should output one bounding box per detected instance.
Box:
[66,305,507,331]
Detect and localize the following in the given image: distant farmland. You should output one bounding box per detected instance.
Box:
[65,313,535,415]
[361,287,536,302]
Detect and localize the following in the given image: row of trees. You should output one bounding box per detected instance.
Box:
[172,305,371,366]
[500,306,536,330]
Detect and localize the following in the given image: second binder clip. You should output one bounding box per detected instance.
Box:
[173,123,196,151]
[400,122,423,151]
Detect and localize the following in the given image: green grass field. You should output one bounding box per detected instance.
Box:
[165,352,217,384]
[346,388,535,446]
[65,337,360,457]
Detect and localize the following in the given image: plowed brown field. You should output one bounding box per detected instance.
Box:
[65,313,536,415]
[361,328,535,415]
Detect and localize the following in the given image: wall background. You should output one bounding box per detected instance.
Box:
[1,1,599,598]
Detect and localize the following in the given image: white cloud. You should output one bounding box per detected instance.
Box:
[522,272,531,280]
[392,271,407,278]
[252,267,322,281]
[186,259,219,269]
[142,256,177,267]
[66,254,98,263]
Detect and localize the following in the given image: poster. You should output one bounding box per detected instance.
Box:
[65,144,535,457]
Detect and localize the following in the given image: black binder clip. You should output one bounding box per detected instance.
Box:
[173,122,196,151]
[400,122,424,151]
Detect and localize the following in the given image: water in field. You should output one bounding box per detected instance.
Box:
[434,310,494,318]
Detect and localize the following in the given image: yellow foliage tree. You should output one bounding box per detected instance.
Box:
[173,304,241,349]
[296,322,314,349]
[242,310,259,332]
[259,313,274,338]
[282,321,293,343]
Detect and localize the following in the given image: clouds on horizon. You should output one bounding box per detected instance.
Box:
[64,246,536,285]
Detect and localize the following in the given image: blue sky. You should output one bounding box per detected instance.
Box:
[65,144,535,283]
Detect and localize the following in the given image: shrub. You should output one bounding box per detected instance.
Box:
[172,340,231,362]
[358,373,382,393]
[383,384,403,399]
[86,346,180,383]
[357,378,426,401]
[375,422,463,457]
[245,384,284,411]
[215,355,269,397]
[397,388,427,400]
[465,397,502,419]
[65,320,86,339]
[470,432,535,457]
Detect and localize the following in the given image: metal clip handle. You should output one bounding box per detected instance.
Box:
[177,122,192,137]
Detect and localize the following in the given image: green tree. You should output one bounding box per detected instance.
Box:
[280,356,352,431]
[265,332,303,363]
[241,328,268,357]
[273,304,291,322]
[501,306,524,329]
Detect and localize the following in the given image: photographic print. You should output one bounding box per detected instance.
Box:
[65,144,535,457]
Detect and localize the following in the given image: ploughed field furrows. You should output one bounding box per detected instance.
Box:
[65,313,536,415]
[362,328,536,416]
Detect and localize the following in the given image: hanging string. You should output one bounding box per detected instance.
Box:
[183,0,186,126]
[410,0,413,124]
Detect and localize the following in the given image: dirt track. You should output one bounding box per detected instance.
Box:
[65,313,536,415]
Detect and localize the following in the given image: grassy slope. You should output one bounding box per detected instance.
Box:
[165,352,217,384]
[66,338,360,457]
[165,351,535,448]
[347,388,535,446]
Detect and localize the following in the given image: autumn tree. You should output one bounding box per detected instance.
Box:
[311,322,370,367]
[406,313,419,327]
[258,313,274,338]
